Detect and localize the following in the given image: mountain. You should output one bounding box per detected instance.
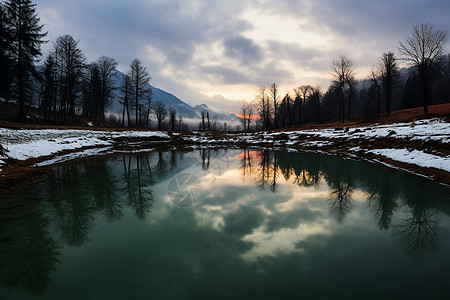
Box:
[193,104,239,121]
[108,71,238,122]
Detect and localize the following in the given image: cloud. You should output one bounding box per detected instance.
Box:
[224,35,263,64]
[35,0,450,112]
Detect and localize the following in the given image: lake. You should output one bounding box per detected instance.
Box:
[1,149,450,299]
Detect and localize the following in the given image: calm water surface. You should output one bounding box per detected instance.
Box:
[1,150,450,299]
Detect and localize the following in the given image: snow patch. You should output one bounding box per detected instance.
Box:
[367,148,450,172]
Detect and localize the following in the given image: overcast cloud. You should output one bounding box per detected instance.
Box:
[36,0,450,112]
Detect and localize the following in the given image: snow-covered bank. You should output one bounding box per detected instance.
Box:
[235,118,450,175]
[367,149,450,172]
[0,118,449,183]
[0,128,169,172]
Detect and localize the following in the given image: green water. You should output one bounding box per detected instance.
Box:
[1,150,450,299]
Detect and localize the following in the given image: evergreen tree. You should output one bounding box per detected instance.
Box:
[0,3,13,99]
[4,0,47,121]
[41,53,56,122]
[82,63,102,122]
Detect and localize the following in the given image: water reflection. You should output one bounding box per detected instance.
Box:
[0,202,60,296]
[0,149,449,298]
[236,150,447,258]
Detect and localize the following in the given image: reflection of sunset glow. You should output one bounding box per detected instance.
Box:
[233,150,261,159]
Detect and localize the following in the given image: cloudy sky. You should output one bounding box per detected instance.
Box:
[36,0,450,113]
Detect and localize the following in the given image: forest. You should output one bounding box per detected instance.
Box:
[0,0,449,132]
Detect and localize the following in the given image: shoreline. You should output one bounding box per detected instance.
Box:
[1,118,449,192]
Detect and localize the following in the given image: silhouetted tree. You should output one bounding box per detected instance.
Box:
[168,106,177,130]
[201,110,206,130]
[331,56,355,122]
[398,23,447,114]
[0,3,13,99]
[310,86,322,123]
[82,62,102,121]
[3,0,47,121]
[40,53,56,122]
[53,34,86,122]
[154,100,167,129]
[369,68,381,117]
[129,58,151,127]
[256,87,271,130]
[240,100,250,131]
[120,73,132,127]
[269,83,279,128]
[379,52,399,117]
[96,56,117,123]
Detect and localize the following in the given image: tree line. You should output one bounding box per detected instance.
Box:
[0,0,187,129]
[241,23,448,131]
[1,1,448,131]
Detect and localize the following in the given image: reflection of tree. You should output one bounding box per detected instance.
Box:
[294,169,320,189]
[200,149,211,170]
[240,151,323,192]
[123,154,154,220]
[85,159,123,222]
[367,173,399,230]
[393,209,440,260]
[392,182,442,260]
[241,149,254,179]
[270,153,278,193]
[255,151,279,192]
[48,164,95,247]
[0,205,61,295]
[329,181,353,224]
[156,151,168,177]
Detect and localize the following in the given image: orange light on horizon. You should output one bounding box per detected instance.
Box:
[234,113,261,121]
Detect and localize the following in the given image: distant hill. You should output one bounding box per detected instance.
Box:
[108,71,239,123]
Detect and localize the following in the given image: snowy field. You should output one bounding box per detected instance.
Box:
[0,118,449,177]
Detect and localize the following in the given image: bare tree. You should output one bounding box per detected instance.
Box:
[201,110,206,130]
[129,58,151,127]
[269,83,279,128]
[178,114,184,131]
[330,56,355,122]
[378,52,399,117]
[256,86,270,130]
[369,68,381,117]
[54,34,86,122]
[398,23,447,114]
[97,56,117,123]
[168,107,177,130]
[247,102,254,131]
[153,100,167,129]
[121,74,132,127]
[240,100,248,132]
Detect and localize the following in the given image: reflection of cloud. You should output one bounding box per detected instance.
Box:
[242,221,332,260]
